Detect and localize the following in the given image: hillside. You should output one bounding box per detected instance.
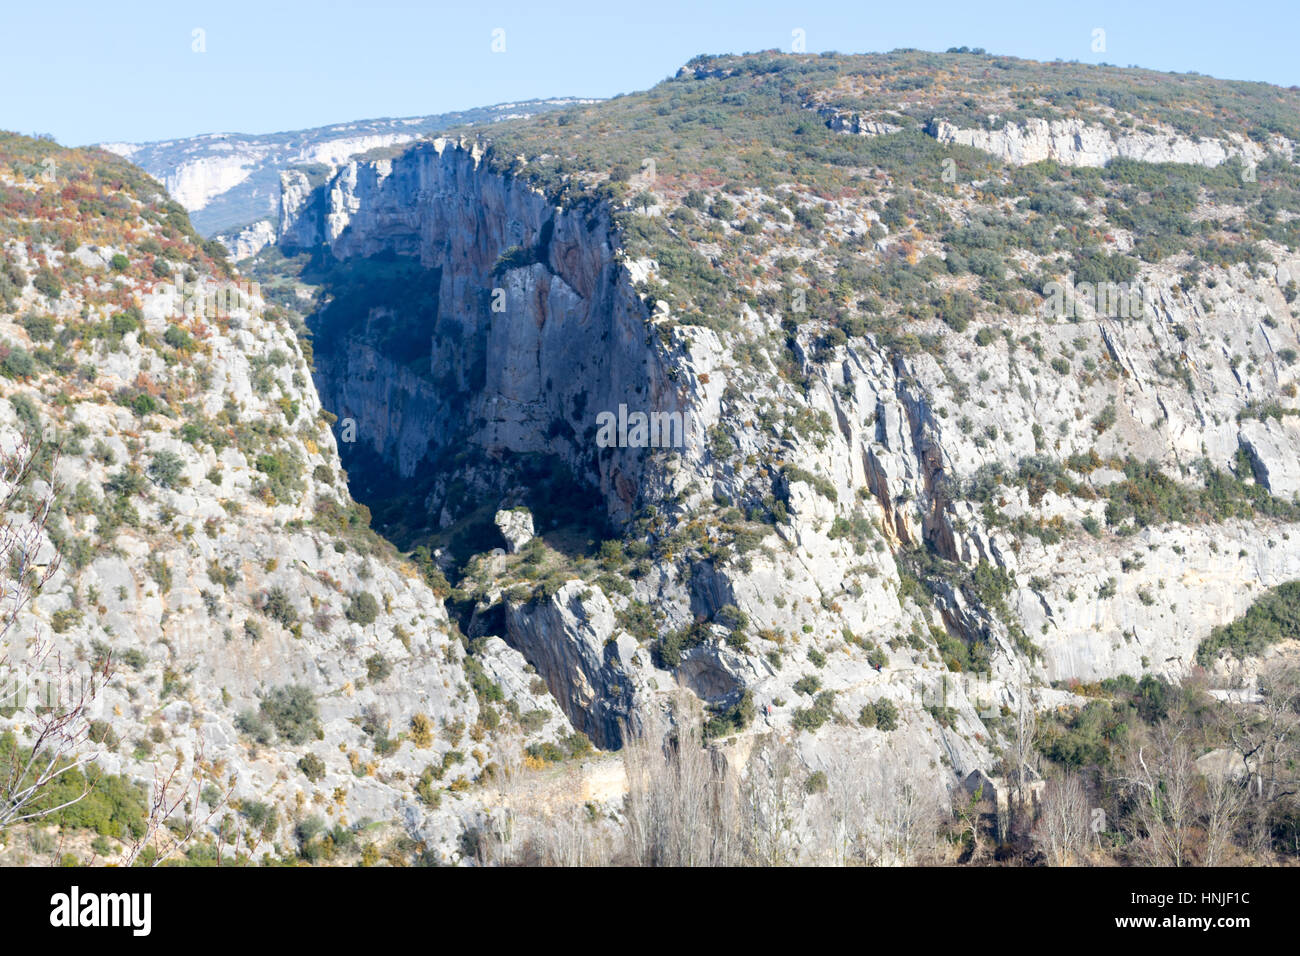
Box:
[6,49,1300,867]
[0,132,572,865]
[256,50,1300,862]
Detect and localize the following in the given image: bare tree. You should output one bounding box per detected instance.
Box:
[1005,667,1039,838]
[737,733,803,865]
[1120,719,1198,867]
[0,432,60,641]
[950,776,989,863]
[1033,772,1090,866]
[0,643,109,832]
[809,749,870,865]
[0,432,115,835]
[869,753,943,865]
[622,694,739,866]
[1199,767,1247,867]
[1215,661,1300,858]
[122,732,232,867]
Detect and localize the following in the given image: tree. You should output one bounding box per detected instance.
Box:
[1,433,111,833]
[869,752,943,865]
[1120,718,1198,866]
[1222,660,1300,856]
[623,693,740,866]
[738,732,803,865]
[1033,772,1090,866]
[1200,765,1247,867]
[122,731,232,867]
[1006,667,1039,838]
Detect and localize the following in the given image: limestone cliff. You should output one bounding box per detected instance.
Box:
[254,51,1300,812]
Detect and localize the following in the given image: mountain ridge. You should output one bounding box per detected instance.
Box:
[100,99,600,242]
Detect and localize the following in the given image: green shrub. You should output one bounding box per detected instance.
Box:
[21,313,55,341]
[163,325,193,350]
[260,587,297,627]
[1,345,36,380]
[298,752,327,782]
[791,690,837,732]
[147,449,186,489]
[703,691,755,739]
[239,799,279,838]
[235,709,273,743]
[0,732,146,838]
[874,698,899,731]
[793,674,822,696]
[257,685,320,744]
[1196,580,1300,664]
[345,591,379,626]
[33,268,61,299]
[365,653,392,682]
[804,770,828,794]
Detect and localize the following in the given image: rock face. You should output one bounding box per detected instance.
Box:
[248,72,1300,816]
[925,117,1273,168]
[282,138,700,526]
[22,53,1300,863]
[816,108,901,137]
[0,137,581,864]
[257,68,1300,814]
[502,583,654,749]
[494,508,534,553]
[216,219,277,260]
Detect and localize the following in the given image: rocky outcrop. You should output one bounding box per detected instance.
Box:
[925,117,1273,168]
[216,218,277,260]
[283,138,699,525]
[502,583,656,749]
[817,108,902,137]
[494,508,535,553]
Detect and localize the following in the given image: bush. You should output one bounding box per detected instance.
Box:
[110,311,140,335]
[235,709,273,743]
[33,268,61,299]
[703,691,755,739]
[0,733,149,839]
[260,586,297,628]
[874,698,899,731]
[858,703,878,728]
[163,325,193,350]
[238,799,279,840]
[655,620,709,668]
[128,392,158,417]
[110,253,129,272]
[298,752,327,783]
[791,690,837,732]
[258,685,320,744]
[21,314,55,341]
[365,653,392,682]
[1,345,36,380]
[147,449,186,489]
[793,674,822,696]
[345,591,379,626]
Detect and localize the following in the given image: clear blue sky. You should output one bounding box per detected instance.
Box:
[5,0,1298,147]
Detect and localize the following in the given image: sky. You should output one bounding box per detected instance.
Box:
[4,0,1298,147]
